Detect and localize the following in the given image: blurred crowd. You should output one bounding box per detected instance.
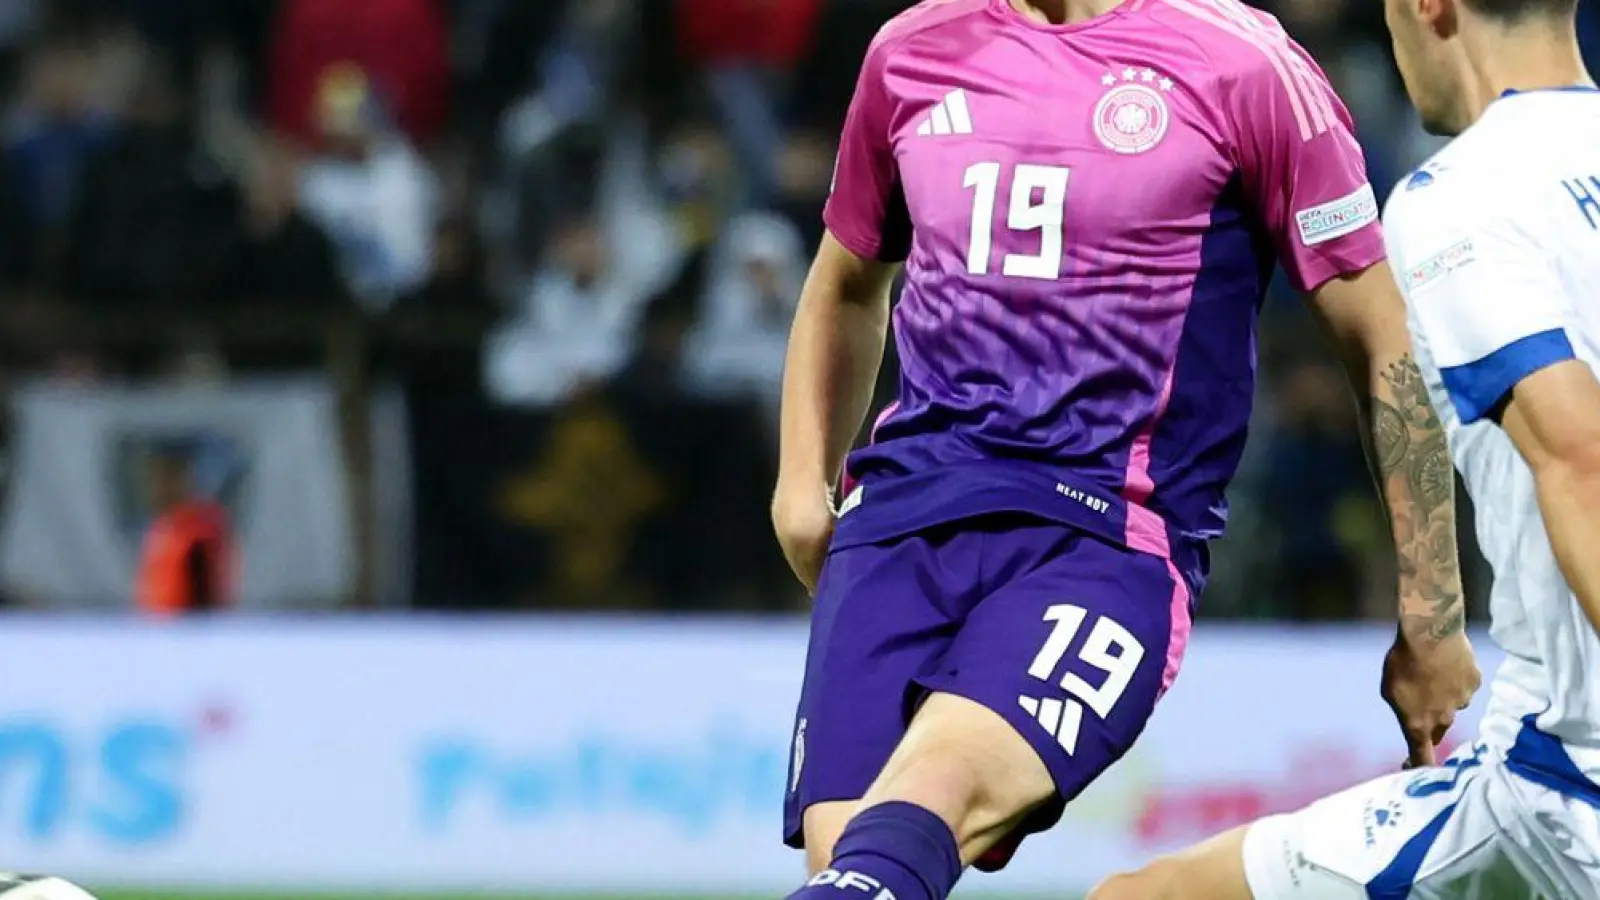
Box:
[1,0,1595,618]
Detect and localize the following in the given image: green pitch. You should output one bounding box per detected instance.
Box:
[100,890,1075,896]
[103,883,1075,890]
[99,895,772,900]
[98,894,775,900]
[99,894,1072,900]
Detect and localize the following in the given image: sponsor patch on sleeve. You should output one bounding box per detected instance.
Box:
[1403,239,1477,294]
[1296,184,1380,247]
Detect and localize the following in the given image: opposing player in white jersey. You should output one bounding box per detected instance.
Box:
[1087,0,1600,898]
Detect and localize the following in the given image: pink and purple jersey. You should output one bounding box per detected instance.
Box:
[828,0,1385,592]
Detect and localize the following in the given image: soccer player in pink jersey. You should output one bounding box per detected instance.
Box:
[772,1,1479,899]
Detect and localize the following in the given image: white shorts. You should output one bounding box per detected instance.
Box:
[1242,744,1600,900]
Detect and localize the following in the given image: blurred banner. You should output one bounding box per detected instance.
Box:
[0,619,1501,895]
[408,394,785,610]
[0,381,410,609]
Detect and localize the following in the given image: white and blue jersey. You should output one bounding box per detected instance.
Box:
[1242,86,1600,900]
[1386,87,1600,799]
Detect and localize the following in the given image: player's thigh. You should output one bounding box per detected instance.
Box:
[918,528,1192,817]
[1244,746,1541,900]
[1489,763,1600,899]
[782,529,975,849]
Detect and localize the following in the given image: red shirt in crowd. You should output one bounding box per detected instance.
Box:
[268,0,450,146]
[677,0,825,67]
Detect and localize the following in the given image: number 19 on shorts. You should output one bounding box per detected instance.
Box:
[1021,604,1145,754]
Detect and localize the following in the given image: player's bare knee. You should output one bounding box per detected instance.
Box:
[804,822,841,875]
[805,843,831,877]
[866,693,1054,844]
[802,802,854,874]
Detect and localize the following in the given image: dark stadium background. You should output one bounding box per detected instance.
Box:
[0,1,1595,898]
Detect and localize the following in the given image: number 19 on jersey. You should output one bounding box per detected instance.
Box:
[962,162,1071,280]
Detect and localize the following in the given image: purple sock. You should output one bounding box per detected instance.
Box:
[786,801,963,900]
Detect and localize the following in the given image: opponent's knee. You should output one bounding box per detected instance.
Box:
[1092,827,1256,900]
[1087,862,1180,900]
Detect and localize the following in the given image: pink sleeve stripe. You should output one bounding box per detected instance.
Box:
[1160,0,1329,144]
[1211,0,1337,135]
[1286,41,1342,133]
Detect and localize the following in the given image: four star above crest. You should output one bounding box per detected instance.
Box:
[1101,69,1177,92]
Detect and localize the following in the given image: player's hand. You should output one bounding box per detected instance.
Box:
[772,481,836,596]
[1381,630,1481,768]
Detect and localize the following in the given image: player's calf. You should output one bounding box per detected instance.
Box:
[783,693,1054,900]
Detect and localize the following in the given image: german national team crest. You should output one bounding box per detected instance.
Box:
[1094,67,1175,155]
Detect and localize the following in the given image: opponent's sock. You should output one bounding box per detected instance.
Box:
[785,801,962,900]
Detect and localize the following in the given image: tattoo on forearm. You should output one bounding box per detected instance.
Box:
[1372,355,1465,642]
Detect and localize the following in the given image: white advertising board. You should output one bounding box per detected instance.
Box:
[0,619,1501,894]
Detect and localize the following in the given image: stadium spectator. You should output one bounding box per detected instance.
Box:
[681,210,805,433]
[676,0,824,204]
[224,135,345,306]
[266,0,449,148]
[296,63,441,310]
[1260,358,1374,621]
[1,27,117,285]
[483,211,646,408]
[492,1,624,166]
[62,54,237,305]
[0,0,40,86]
[134,442,234,618]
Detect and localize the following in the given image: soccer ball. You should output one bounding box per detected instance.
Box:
[0,876,96,900]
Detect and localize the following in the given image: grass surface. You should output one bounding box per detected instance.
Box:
[100,890,774,896]
[98,895,778,900]
[98,894,1071,900]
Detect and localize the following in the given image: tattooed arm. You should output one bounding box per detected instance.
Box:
[1369,357,1466,643]
[1311,264,1466,640]
[1308,262,1480,766]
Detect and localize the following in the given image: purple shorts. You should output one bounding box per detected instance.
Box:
[782,514,1193,867]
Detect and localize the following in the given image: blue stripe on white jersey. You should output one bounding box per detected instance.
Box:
[1383,87,1600,800]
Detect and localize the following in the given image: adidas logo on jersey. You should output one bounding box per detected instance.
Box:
[915,89,973,136]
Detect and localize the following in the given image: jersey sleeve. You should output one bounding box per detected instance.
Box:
[822,38,912,263]
[1229,43,1385,292]
[1386,188,1576,425]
